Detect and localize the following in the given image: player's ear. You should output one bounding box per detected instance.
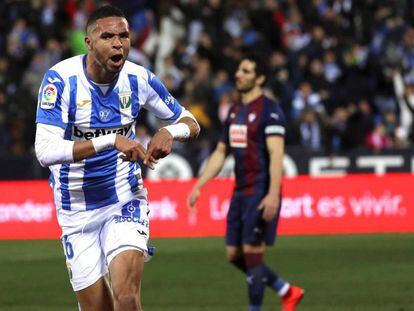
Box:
[84,35,92,51]
[256,75,266,86]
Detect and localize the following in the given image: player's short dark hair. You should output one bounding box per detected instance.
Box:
[243,53,269,83]
[86,5,126,32]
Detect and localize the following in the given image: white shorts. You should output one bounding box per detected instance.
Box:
[57,188,150,292]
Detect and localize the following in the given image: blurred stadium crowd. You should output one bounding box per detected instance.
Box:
[1,0,414,176]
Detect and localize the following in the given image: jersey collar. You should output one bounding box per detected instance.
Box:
[82,54,119,97]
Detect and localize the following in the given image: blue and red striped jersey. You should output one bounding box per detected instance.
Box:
[220,95,286,195]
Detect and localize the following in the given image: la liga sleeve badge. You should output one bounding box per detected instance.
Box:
[40,84,58,109]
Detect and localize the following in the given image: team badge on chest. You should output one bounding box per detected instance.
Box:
[229,124,248,148]
[119,91,132,109]
[248,113,256,123]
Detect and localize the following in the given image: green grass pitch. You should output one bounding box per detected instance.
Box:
[0,234,413,310]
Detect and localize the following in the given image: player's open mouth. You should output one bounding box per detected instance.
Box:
[110,55,123,64]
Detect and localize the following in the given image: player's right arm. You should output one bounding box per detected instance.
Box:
[35,124,151,167]
[188,141,228,209]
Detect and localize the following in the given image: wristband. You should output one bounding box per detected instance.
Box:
[92,133,117,153]
[161,123,190,140]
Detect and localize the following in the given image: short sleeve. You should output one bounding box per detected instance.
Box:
[35,70,67,129]
[263,102,286,137]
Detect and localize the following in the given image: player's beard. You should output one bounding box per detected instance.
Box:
[236,81,256,94]
[89,52,119,76]
[107,53,127,72]
[93,49,126,74]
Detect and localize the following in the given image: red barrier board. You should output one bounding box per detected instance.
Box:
[0,174,413,239]
[0,180,59,239]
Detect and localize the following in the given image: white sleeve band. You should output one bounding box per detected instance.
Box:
[161,123,190,139]
[35,123,75,167]
[173,108,200,135]
[172,108,196,124]
[91,133,117,153]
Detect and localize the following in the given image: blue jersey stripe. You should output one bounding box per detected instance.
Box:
[89,88,123,127]
[128,74,140,118]
[82,149,119,210]
[64,76,78,139]
[127,131,139,193]
[128,162,139,193]
[59,75,78,210]
[60,164,71,210]
[83,91,122,210]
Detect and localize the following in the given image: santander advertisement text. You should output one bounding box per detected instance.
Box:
[0,174,413,239]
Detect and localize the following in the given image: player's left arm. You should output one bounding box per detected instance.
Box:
[143,112,199,166]
[259,135,284,222]
[141,70,200,165]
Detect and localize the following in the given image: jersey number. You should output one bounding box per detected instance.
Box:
[63,235,74,260]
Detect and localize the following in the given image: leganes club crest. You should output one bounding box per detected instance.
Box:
[119,91,132,109]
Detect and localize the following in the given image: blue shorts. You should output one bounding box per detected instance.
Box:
[226,190,281,247]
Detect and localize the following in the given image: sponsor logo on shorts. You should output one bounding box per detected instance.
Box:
[137,229,147,236]
[114,200,149,227]
[122,200,141,218]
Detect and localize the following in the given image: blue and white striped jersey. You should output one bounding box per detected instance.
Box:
[36,55,184,211]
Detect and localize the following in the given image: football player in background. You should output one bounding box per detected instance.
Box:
[189,54,303,311]
[34,5,199,311]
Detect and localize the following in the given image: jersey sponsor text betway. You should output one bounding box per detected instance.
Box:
[72,123,133,141]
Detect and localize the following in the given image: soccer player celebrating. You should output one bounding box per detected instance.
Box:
[34,5,199,311]
[189,55,303,311]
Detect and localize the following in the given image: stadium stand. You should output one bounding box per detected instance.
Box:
[0,0,413,179]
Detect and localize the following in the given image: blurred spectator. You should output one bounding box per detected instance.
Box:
[66,0,95,55]
[323,50,341,84]
[291,81,324,120]
[288,108,324,151]
[0,88,8,154]
[212,69,233,104]
[393,70,414,144]
[306,58,329,100]
[1,0,414,177]
[326,106,348,153]
[37,0,67,43]
[282,6,310,52]
[365,122,393,152]
[345,99,375,149]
